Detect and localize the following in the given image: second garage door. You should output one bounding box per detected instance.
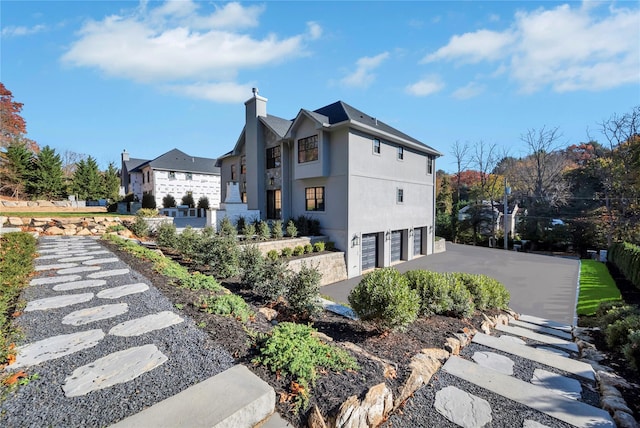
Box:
[391,230,402,262]
[362,233,377,271]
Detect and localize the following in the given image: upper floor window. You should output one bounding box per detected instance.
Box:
[266,146,281,169]
[426,156,433,175]
[142,173,145,184]
[241,156,246,174]
[305,186,325,211]
[373,138,381,154]
[298,135,319,163]
[231,164,237,181]
[397,146,404,160]
[147,171,150,182]
[186,172,193,180]
[397,188,404,204]
[168,171,176,180]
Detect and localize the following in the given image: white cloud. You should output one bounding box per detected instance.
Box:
[340,52,389,88]
[307,21,322,40]
[164,81,252,102]
[452,82,486,99]
[422,2,640,93]
[405,75,444,97]
[61,1,310,102]
[1,24,46,37]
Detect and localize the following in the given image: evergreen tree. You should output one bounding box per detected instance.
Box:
[103,162,120,202]
[0,141,32,198]
[73,156,103,200]
[27,145,65,199]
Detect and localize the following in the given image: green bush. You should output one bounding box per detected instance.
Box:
[195,235,240,279]
[454,272,509,310]
[272,220,284,239]
[253,322,358,412]
[136,208,159,217]
[243,223,256,240]
[286,220,298,238]
[605,315,640,349]
[176,226,203,259]
[257,221,271,241]
[609,242,640,289]
[198,293,252,322]
[235,216,246,233]
[281,247,293,258]
[239,245,266,288]
[405,270,454,316]
[181,193,195,208]
[128,216,149,238]
[163,194,177,208]
[304,244,313,254]
[155,222,177,248]
[106,224,126,233]
[293,246,305,256]
[197,196,210,210]
[142,193,157,209]
[266,250,279,261]
[598,303,639,330]
[181,271,221,291]
[348,267,420,332]
[253,259,290,302]
[218,217,237,238]
[448,277,476,318]
[622,330,640,372]
[286,264,322,318]
[313,242,325,252]
[325,241,335,251]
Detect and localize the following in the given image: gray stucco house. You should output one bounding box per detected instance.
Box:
[121,148,221,210]
[218,90,441,278]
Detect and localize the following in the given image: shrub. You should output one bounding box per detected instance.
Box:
[598,303,639,330]
[155,222,177,248]
[175,226,203,259]
[142,193,156,209]
[181,193,195,208]
[293,216,321,236]
[286,263,322,319]
[304,244,314,254]
[197,196,210,210]
[348,267,420,332]
[243,223,256,240]
[218,217,237,238]
[128,216,149,237]
[605,315,640,349]
[293,245,305,256]
[447,277,475,318]
[286,220,298,238]
[405,270,454,316]
[195,235,240,279]
[163,194,177,208]
[272,220,283,239]
[325,241,335,251]
[198,293,252,322]
[235,216,246,233]
[454,272,509,311]
[253,259,290,302]
[106,224,126,233]
[136,208,159,217]
[281,247,293,258]
[239,245,266,288]
[313,242,325,252]
[266,250,279,261]
[257,221,271,241]
[622,330,640,371]
[253,322,358,412]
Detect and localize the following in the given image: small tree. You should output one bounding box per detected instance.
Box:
[181,193,195,208]
[272,219,283,239]
[286,220,298,238]
[257,221,271,241]
[218,216,237,237]
[286,263,322,319]
[163,194,177,208]
[142,193,156,209]
[28,145,66,199]
[103,162,120,202]
[197,196,210,210]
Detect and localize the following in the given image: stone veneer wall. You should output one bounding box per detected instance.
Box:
[286,252,348,286]
[434,238,446,253]
[246,236,328,255]
[0,200,86,208]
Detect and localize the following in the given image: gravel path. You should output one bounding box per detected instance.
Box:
[1,236,234,427]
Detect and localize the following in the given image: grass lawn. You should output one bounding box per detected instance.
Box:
[576,259,622,316]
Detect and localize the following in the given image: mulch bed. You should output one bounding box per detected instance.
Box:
[101,239,491,426]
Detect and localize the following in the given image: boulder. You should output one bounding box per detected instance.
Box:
[394,353,441,407]
[334,383,392,428]
[45,226,64,235]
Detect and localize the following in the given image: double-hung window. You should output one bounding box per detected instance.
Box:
[298,135,319,163]
[397,146,404,160]
[373,138,381,154]
[427,155,433,175]
[231,164,237,180]
[185,172,193,180]
[266,146,281,169]
[241,156,246,174]
[305,187,325,211]
[397,188,404,204]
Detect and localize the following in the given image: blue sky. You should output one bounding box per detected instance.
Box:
[2,0,639,173]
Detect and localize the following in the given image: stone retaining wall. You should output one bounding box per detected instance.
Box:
[286,252,348,286]
[249,236,329,255]
[0,200,86,208]
[434,239,446,253]
[0,216,133,238]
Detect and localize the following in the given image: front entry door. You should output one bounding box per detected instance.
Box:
[267,189,281,219]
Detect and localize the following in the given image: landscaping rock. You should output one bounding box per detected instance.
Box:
[334,383,392,428]
[308,405,328,428]
[394,353,441,408]
[613,410,639,428]
[434,385,492,428]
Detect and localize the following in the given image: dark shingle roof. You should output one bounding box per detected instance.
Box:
[132,149,220,174]
[261,115,292,138]
[124,158,148,173]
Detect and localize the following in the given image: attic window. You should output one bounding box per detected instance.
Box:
[186,172,193,180]
[298,135,318,163]
[168,171,175,180]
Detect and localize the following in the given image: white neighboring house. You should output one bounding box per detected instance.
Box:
[217,90,442,278]
[120,149,221,210]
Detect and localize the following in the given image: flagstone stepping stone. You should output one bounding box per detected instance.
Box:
[30,275,82,286]
[536,346,570,358]
[523,420,551,428]
[499,335,527,345]
[83,250,110,256]
[11,329,105,368]
[83,257,120,265]
[38,249,78,255]
[53,279,107,292]
[471,351,514,375]
[25,293,94,311]
[88,268,130,279]
[62,344,168,397]
[62,303,129,326]
[434,385,492,428]
[36,253,79,260]
[35,262,78,271]
[530,369,582,400]
[109,311,184,337]
[97,283,149,299]
[57,256,96,263]
[57,266,102,275]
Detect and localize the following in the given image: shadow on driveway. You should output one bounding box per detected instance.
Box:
[321,242,580,326]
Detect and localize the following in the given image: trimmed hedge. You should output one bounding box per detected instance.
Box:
[609,242,640,289]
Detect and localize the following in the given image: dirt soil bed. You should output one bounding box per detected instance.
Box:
[101,239,491,426]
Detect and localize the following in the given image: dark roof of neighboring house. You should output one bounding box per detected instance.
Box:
[131,149,220,174]
[123,158,148,173]
[312,101,441,155]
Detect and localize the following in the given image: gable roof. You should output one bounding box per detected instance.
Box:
[123,157,148,173]
[131,149,220,175]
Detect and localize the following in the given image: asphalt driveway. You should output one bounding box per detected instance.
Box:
[322,242,580,326]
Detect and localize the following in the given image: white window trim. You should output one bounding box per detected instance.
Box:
[372,138,381,155]
[397,146,404,161]
[396,187,404,204]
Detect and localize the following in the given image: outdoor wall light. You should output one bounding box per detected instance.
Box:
[351,234,360,247]
[385,231,391,240]
[409,228,414,237]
